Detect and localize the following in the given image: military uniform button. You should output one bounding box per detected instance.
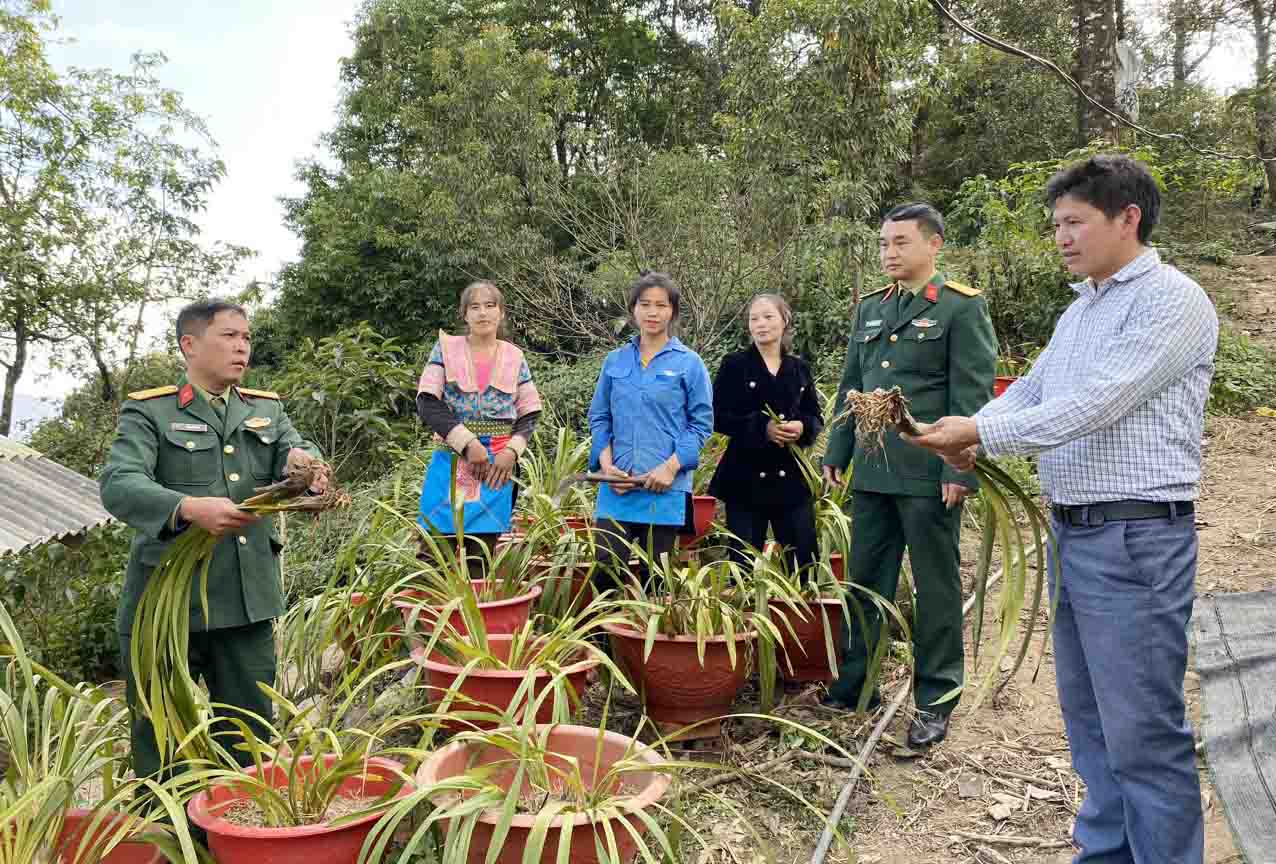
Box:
[228,473,240,482]
[185,441,195,451]
[889,334,898,343]
[224,445,235,454]
[238,536,247,546]
[881,360,890,369]
[759,472,767,478]
[749,381,756,388]
[778,470,786,478]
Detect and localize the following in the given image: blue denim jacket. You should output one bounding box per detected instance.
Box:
[588,337,713,525]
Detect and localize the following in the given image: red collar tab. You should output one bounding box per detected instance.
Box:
[924,281,940,302]
[178,384,195,409]
[880,283,897,303]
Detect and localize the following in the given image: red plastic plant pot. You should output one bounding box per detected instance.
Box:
[186,755,412,864]
[602,622,754,738]
[768,598,848,683]
[993,375,1018,398]
[411,635,598,731]
[394,581,543,640]
[416,724,671,864]
[56,809,163,864]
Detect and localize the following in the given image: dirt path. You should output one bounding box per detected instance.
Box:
[653,256,1276,864]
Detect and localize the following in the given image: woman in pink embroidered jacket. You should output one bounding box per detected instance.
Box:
[416,281,542,550]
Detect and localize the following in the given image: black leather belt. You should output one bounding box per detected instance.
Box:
[1051,500,1194,527]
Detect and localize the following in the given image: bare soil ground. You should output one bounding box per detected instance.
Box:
[574,255,1276,864]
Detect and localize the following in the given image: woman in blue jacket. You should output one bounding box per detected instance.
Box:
[588,271,713,590]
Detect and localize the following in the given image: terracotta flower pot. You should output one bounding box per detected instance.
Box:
[411,636,598,730]
[764,543,844,583]
[678,495,717,547]
[394,580,543,640]
[602,622,754,736]
[56,809,162,864]
[187,755,412,864]
[993,375,1018,398]
[768,598,847,683]
[416,724,671,864]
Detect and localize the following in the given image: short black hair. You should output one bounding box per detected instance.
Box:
[628,271,681,321]
[1045,154,1161,243]
[883,202,945,238]
[176,299,247,356]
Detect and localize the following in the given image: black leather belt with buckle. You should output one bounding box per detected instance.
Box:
[1051,500,1195,528]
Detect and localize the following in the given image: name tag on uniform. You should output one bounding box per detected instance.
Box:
[658,370,679,379]
[171,422,209,433]
[245,417,273,429]
[865,319,882,327]
[911,318,938,328]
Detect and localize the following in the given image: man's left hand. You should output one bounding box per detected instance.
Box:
[941,482,972,509]
[903,417,980,470]
[286,448,330,494]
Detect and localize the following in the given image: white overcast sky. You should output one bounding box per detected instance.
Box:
[25,0,358,397]
[14,2,1259,400]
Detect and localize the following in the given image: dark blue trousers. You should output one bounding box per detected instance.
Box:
[1050,511,1203,864]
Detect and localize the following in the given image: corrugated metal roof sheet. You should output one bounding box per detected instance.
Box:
[0,435,113,557]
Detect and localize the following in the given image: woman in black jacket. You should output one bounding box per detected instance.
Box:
[708,294,823,579]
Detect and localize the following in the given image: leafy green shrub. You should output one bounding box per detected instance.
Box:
[1210,326,1276,414]
[0,523,132,683]
[272,322,428,482]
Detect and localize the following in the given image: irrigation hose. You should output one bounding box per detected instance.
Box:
[808,556,1016,864]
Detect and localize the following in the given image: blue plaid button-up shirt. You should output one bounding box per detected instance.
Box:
[976,249,1218,505]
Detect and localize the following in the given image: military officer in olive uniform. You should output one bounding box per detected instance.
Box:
[822,203,997,748]
[100,299,325,779]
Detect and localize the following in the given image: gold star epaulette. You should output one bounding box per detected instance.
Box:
[237,387,281,401]
[127,385,179,401]
[945,280,981,297]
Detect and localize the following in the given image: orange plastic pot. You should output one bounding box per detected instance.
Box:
[602,622,754,733]
[56,810,162,864]
[678,496,717,547]
[416,724,670,864]
[768,598,847,683]
[187,755,412,864]
[394,580,542,639]
[993,375,1017,398]
[411,636,598,730]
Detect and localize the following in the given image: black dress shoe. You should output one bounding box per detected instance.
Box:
[907,711,950,748]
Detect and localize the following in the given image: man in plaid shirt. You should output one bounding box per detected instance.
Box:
[909,154,1217,864]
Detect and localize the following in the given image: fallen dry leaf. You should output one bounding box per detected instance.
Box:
[990,792,1021,808]
[988,802,1014,821]
[957,777,982,799]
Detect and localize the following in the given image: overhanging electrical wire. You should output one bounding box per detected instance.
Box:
[928,0,1276,163]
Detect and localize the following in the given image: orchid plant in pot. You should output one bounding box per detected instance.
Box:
[599,535,800,736]
[407,600,634,732]
[362,701,856,864]
[172,683,426,864]
[0,602,204,864]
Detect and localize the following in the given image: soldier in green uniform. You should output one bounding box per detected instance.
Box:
[821,203,997,748]
[100,299,326,779]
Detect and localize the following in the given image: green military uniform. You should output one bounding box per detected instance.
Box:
[823,273,997,715]
[99,380,320,778]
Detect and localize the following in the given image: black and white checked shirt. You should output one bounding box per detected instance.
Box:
[976,249,1218,505]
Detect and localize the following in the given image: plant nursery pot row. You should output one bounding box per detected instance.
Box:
[394,579,542,640]
[417,724,671,864]
[56,809,163,864]
[410,634,598,730]
[187,754,413,864]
